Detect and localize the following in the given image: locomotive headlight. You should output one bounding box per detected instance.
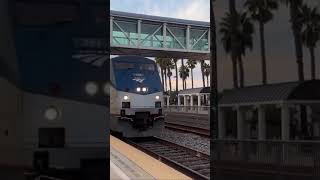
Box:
[142,87,147,92]
[123,95,129,100]
[155,95,160,100]
[44,106,59,120]
[136,87,141,92]
[85,81,98,96]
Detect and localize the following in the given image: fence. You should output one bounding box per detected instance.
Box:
[164,105,210,114]
[213,139,320,178]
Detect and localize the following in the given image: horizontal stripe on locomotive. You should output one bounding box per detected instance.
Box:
[22,88,109,106]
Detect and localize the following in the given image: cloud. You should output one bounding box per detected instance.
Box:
[174,0,210,22]
[110,0,209,22]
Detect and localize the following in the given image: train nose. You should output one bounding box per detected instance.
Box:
[133,112,152,130]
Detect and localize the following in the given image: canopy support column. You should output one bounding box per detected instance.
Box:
[281,103,290,141]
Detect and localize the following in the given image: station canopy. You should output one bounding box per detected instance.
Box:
[178,87,210,95]
[110,10,210,60]
[219,80,320,106]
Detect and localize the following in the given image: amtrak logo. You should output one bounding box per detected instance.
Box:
[72,53,108,67]
[132,73,145,83]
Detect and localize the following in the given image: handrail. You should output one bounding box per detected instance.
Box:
[163,105,211,114]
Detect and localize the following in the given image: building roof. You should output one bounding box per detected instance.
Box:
[219,80,320,105]
[178,87,210,95]
[110,10,210,28]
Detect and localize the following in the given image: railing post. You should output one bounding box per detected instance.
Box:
[137,19,141,48]
[163,23,167,48]
[110,17,114,45]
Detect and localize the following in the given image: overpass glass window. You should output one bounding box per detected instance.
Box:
[190,29,209,51]
[112,20,138,46]
[141,23,163,48]
[166,25,186,49]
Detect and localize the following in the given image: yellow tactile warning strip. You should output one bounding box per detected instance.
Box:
[111,146,155,180]
[110,135,192,180]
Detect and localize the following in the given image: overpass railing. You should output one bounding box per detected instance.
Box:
[164,105,209,114]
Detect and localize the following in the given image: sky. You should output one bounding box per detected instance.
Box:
[110,0,210,91]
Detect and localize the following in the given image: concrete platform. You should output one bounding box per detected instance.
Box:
[110,135,191,180]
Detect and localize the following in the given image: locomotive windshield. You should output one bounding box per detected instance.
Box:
[112,56,162,94]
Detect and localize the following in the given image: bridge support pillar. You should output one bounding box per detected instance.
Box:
[281,103,290,141]
[258,105,266,140]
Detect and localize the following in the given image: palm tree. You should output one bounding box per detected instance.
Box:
[187,59,197,88]
[245,0,278,85]
[220,11,254,88]
[181,59,186,89]
[229,0,239,89]
[301,5,320,80]
[155,57,165,91]
[179,65,189,90]
[166,59,175,92]
[164,65,167,92]
[282,0,305,81]
[172,58,179,90]
[220,14,238,88]
[203,63,210,86]
[238,12,254,88]
[200,60,206,87]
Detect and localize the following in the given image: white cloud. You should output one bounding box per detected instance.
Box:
[174,0,210,22]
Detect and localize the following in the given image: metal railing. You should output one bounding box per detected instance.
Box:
[164,105,210,114]
[213,139,320,171]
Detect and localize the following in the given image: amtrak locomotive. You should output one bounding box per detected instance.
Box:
[110,56,164,137]
[0,0,108,175]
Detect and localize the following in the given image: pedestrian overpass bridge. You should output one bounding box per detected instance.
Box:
[110,10,210,59]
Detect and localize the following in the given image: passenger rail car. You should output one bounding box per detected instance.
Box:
[110,56,164,137]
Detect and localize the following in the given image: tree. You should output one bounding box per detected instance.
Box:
[155,57,165,91]
[181,59,186,89]
[179,65,189,90]
[220,11,254,88]
[172,58,179,103]
[164,65,167,92]
[245,0,278,85]
[301,5,320,80]
[166,59,175,92]
[238,12,254,88]
[203,62,210,87]
[220,10,238,88]
[282,0,305,81]
[200,60,206,87]
[229,0,239,89]
[187,59,197,88]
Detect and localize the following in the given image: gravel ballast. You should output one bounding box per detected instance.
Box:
[158,128,210,155]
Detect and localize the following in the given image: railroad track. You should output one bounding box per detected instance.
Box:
[125,136,210,180]
[165,122,210,137]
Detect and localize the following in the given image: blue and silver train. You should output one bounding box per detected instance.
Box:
[110,56,164,137]
[0,0,108,174]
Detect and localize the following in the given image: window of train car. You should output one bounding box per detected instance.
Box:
[114,62,134,70]
[139,64,155,71]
